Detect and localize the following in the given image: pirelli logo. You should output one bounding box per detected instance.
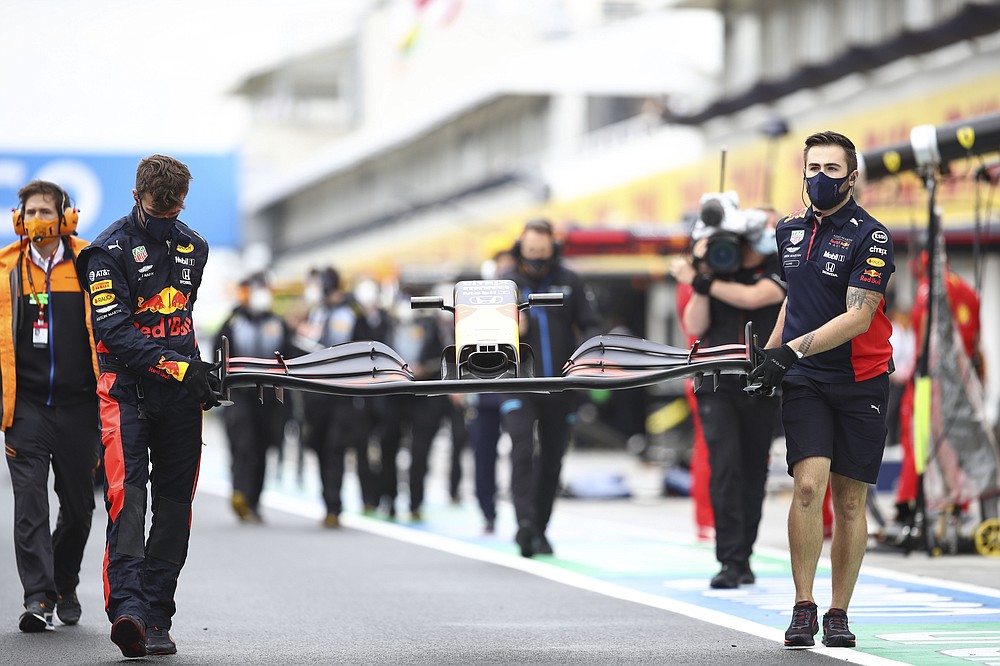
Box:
[90,279,113,293]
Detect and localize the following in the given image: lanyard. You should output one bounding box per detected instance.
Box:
[24,248,56,322]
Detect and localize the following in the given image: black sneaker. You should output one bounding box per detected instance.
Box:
[146,626,177,655]
[822,608,856,648]
[710,565,741,589]
[784,600,818,647]
[18,600,53,632]
[738,562,755,585]
[535,534,554,556]
[111,614,147,658]
[56,592,82,625]
[515,522,537,558]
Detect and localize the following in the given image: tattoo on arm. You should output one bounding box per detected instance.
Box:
[846,286,883,319]
[846,287,867,310]
[797,333,814,357]
[864,291,882,313]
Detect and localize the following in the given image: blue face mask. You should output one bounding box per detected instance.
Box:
[805,172,851,211]
[753,227,777,255]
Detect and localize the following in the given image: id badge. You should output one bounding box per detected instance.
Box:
[33,320,49,348]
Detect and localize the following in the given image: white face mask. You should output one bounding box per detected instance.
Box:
[248,287,273,314]
[354,280,379,309]
[303,283,323,307]
[753,227,777,255]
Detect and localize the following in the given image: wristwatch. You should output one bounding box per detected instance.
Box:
[793,349,804,359]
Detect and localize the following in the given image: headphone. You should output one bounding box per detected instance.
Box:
[511,218,562,261]
[12,186,79,238]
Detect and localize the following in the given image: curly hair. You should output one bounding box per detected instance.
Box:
[135,154,192,214]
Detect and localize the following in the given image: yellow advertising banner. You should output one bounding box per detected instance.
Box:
[349,71,1000,275]
[541,71,1000,233]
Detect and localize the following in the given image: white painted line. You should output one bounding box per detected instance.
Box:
[198,481,910,665]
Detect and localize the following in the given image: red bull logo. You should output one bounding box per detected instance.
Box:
[155,356,189,381]
[859,268,883,285]
[135,287,190,315]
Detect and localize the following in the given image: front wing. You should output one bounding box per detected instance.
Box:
[217,323,756,399]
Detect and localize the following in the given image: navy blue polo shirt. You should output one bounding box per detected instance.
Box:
[776,199,894,383]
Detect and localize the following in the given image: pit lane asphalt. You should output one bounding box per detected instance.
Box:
[0,484,841,665]
[0,424,851,665]
[3,411,997,664]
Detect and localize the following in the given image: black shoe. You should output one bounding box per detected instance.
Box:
[893,501,914,524]
[738,562,755,585]
[535,534,554,556]
[822,608,856,648]
[710,565,741,589]
[515,523,537,558]
[784,601,818,647]
[483,518,496,534]
[18,600,53,632]
[111,614,147,658]
[56,592,81,625]
[146,626,177,655]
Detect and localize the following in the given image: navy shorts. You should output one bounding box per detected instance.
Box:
[782,373,890,484]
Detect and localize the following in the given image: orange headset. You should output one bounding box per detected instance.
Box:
[11,187,79,238]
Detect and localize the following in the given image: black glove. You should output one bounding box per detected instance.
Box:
[691,273,714,296]
[182,360,223,410]
[744,344,799,396]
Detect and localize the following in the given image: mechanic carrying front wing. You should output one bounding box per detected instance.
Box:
[76,155,219,659]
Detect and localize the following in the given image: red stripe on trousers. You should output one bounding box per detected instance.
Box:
[97,373,125,521]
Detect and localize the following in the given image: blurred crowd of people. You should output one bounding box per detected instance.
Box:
[207,218,614,565]
[211,267,471,529]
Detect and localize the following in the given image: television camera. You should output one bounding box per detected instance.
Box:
[690,191,771,275]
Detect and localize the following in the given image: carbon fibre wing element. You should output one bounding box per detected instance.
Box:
[217,323,755,399]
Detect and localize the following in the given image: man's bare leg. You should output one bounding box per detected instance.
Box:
[788,456,831,602]
[829,473,869,611]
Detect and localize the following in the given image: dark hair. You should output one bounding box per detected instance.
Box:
[522,218,554,237]
[241,272,269,289]
[18,180,69,211]
[135,154,192,214]
[318,266,340,295]
[803,131,858,173]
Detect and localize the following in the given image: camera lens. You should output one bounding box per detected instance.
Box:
[705,233,742,274]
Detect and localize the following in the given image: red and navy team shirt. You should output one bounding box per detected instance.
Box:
[776,199,894,383]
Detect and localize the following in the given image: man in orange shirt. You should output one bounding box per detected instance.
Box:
[2,180,100,632]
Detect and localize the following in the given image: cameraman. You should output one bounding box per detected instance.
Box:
[669,195,786,588]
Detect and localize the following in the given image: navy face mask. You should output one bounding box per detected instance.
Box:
[805,172,851,211]
[522,257,554,277]
[136,200,177,242]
